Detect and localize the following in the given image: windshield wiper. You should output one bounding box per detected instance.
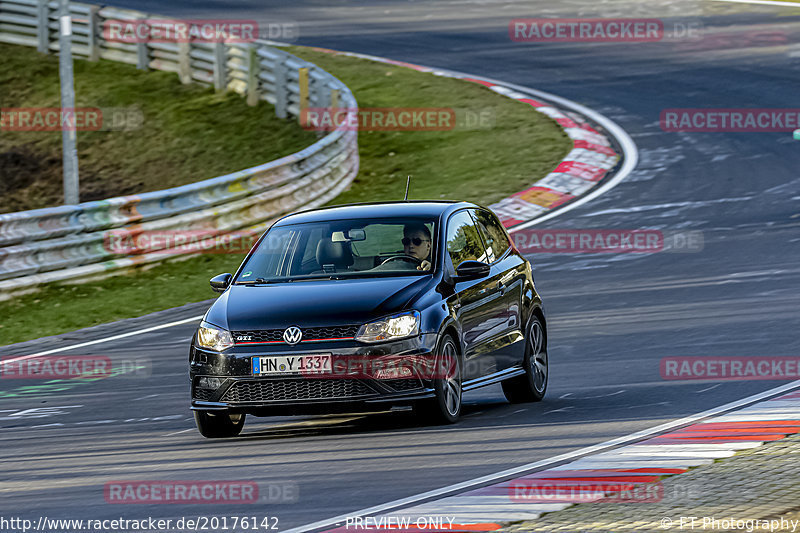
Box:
[239,276,331,285]
[237,277,280,285]
[237,273,387,285]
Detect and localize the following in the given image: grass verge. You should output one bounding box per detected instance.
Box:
[0,45,571,345]
[0,42,318,213]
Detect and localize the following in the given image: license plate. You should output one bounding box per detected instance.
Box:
[252,354,332,375]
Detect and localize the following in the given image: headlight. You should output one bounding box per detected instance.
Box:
[355,311,420,343]
[196,321,234,351]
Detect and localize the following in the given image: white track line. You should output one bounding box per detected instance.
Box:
[163,428,196,437]
[283,379,800,533]
[0,315,204,367]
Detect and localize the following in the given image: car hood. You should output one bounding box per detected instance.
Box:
[205,276,432,330]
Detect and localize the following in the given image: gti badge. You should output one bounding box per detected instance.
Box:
[283,326,302,345]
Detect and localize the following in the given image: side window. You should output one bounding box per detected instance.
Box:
[248,228,296,277]
[446,210,489,267]
[472,209,511,263]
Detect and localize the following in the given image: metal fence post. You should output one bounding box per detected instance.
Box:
[298,67,309,123]
[330,88,340,110]
[87,5,100,61]
[274,57,288,119]
[177,40,192,84]
[246,44,259,106]
[135,16,149,70]
[213,40,226,91]
[36,0,49,53]
[318,81,330,110]
[312,81,331,138]
[58,0,80,205]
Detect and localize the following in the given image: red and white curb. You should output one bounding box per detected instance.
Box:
[469,82,621,229]
[303,47,629,230]
[321,390,800,531]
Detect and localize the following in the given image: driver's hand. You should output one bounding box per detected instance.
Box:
[417,260,431,271]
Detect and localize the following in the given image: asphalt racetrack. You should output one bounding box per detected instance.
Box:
[2,0,800,530]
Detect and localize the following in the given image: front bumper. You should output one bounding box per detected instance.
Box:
[189,333,439,415]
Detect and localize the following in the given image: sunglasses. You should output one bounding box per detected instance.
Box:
[402,237,430,246]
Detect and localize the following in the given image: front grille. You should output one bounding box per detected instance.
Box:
[222,379,375,403]
[382,379,424,392]
[233,325,360,344]
[193,387,216,401]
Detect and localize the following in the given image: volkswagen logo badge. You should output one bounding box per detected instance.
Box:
[283,326,302,345]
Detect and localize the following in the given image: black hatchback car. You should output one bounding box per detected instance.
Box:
[189,201,547,437]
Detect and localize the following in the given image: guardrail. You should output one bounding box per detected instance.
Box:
[0,0,359,295]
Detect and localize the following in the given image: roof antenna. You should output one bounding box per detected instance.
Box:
[404,176,411,201]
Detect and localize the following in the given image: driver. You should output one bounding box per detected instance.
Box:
[402,223,432,271]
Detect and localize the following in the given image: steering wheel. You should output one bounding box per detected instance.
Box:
[380,254,422,266]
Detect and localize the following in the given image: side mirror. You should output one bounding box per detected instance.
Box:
[454,260,490,281]
[210,273,232,293]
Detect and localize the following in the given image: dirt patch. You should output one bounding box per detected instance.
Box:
[0,146,63,213]
[0,145,142,213]
[0,42,317,215]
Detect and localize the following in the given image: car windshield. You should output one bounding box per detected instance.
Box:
[234,217,437,283]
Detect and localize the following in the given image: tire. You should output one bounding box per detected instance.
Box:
[502,314,547,403]
[194,410,245,438]
[415,334,462,424]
